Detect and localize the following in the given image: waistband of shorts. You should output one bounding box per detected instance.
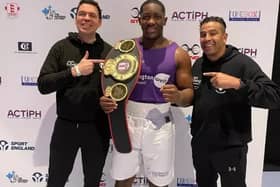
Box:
[127,100,171,118]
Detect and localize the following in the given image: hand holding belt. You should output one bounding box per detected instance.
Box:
[101,39,141,153]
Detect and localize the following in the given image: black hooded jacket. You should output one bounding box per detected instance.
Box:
[38,32,112,122]
[191,45,280,147]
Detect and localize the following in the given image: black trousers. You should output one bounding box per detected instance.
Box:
[47,118,109,187]
[192,141,248,187]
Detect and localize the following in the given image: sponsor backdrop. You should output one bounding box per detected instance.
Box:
[0,0,279,187]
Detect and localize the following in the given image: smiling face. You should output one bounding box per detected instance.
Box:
[75,3,101,37]
[138,2,167,40]
[200,21,228,61]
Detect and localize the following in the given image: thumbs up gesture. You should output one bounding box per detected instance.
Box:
[75,51,96,76]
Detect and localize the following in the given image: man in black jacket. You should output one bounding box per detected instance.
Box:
[37,1,112,186]
[191,16,280,187]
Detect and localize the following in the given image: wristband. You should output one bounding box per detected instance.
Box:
[74,65,81,77]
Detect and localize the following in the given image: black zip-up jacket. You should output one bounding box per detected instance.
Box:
[191,45,280,147]
[38,32,112,122]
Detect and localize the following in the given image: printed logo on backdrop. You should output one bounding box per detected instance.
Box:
[21,75,38,86]
[42,5,66,20]
[134,176,148,185]
[0,140,9,150]
[171,11,208,21]
[6,171,28,183]
[130,7,139,23]
[185,114,192,123]
[70,7,77,18]
[182,43,201,63]
[70,7,111,20]
[32,172,48,183]
[15,41,37,54]
[0,140,35,151]
[7,109,42,119]
[18,42,32,51]
[5,2,20,17]
[239,47,258,58]
[177,177,198,187]
[31,171,105,185]
[229,10,261,21]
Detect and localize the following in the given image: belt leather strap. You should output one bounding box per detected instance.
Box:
[101,39,141,153]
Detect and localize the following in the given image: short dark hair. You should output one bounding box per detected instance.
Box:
[200,16,227,32]
[139,0,166,16]
[77,0,102,19]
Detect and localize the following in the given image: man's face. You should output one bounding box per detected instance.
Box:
[139,3,167,40]
[200,21,227,61]
[75,3,101,36]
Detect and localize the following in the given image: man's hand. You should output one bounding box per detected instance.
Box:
[76,51,95,76]
[160,84,180,104]
[203,72,241,90]
[100,96,118,114]
[73,51,105,77]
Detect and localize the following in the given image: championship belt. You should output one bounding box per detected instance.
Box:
[101,39,141,153]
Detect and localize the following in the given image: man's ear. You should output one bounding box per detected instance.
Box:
[164,17,167,26]
[223,32,228,43]
[97,18,102,28]
[138,17,141,25]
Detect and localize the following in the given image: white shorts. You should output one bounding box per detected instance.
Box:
[110,100,175,186]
